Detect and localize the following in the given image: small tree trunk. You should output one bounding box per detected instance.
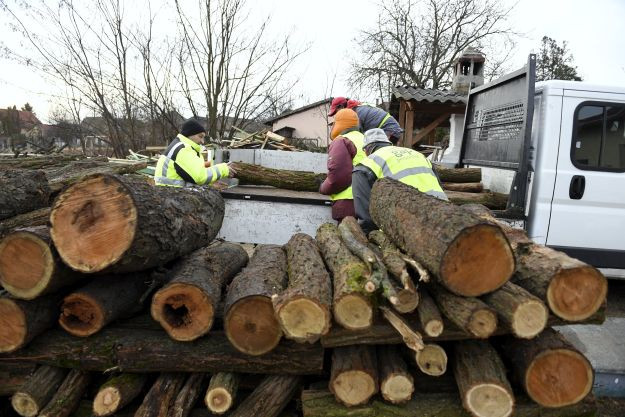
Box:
[433,165,481,183]
[0,169,50,220]
[39,370,90,417]
[272,233,332,343]
[417,289,444,337]
[415,344,447,376]
[0,362,36,396]
[379,306,424,352]
[446,190,509,210]
[151,243,248,341]
[378,346,414,404]
[134,373,186,417]
[170,373,205,417]
[223,245,287,356]
[368,230,419,295]
[229,375,301,417]
[0,294,60,353]
[11,366,67,417]
[454,340,515,417]
[442,182,484,192]
[93,373,147,417]
[205,372,239,415]
[330,345,378,407]
[230,162,325,192]
[0,207,51,240]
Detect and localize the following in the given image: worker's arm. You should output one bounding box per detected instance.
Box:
[352,164,378,234]
[174,147,230,185]
[319,138,356,195]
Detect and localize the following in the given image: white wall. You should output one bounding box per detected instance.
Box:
[271,103,330,146]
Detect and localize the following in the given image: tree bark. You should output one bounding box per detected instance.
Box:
[50,174,224,274]
[3,327,324,375]
[0,154,89,170]
[205,372,239,415]
[442,182,484,192]
[415,343,448,377]
[379,306,424,352]
[11,365,67,417]
[272,233,332,343]
[378,346,414,404]
[429,284,498,339]
[229,375,301,417]
[47,161,148,194]
[59,273,150,337]
[39,369,90,417]
[481,282,548,339]
[0,294,61,353]
[0,226,83,300]
[433,165,482,183]
[370,178,515,296]
[330,345,378,407]
[223,245,287,356]
[0,207,51,240]
[454,340,514,417]
[170,373,205,417]
[417,289,444,337]
[230,162,325,192]
[93,373,147,416]
[0,169,50,220]
[500,328,594,408]
[446,190,509,210]
[0,362,36,396]
[152,243,248,341]
[315,223,373,330]
[134,373,186,417]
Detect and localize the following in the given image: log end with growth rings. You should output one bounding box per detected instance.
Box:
[331,370,377,407]
[59,294,105,337]
[415,344,448,376]
[546,266,608,322]
[205,388,233,414]
[380,374,414,404]
[275,296,330,343]
[225,295,282,356]
[50,175,137,273]
[393,290,419,314]
[0,231,54,300]
[0,298,26,353]
[333,294,373,330]
[512,300,548,339]
[468,308,498,339]
[93,387,121,416]
[151,284,214,342]
[441,224,515,296]
[465,383,514,417]
[424,319,444,338]
[11,392,39,417]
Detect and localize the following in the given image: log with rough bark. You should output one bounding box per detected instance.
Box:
[330,345,378,407]
[417,289,444,337]
[378,346,414,404]
[315,223,373,330]
[415,343,447,376]
[482,282,548,339]
[93,373,147,417]
[205,372,239,415]
[272,233,332,343]
[0,207,51,239]
[152,243,248,341]
[0,169,50,220]
[446,190,509,209]
[46,161,148,194]
[501,328,593,408]
[337,217,376,284]
[3,327,324,374]
[0,226,82,299]
[370,179,515,296]
[229,375,301,417]
[59,273,150,337]
[454,340,515,417]
[369,230,419,292]
[0,362,36,396]
[135,373,187,417]
[442,182,484,192]
[433,165,482,183]
[229,162,325,192]
[0,154,88,170]
[224,245,287,356]
[39,369,90,417]
[0,294,61,353]
[11,365,67,417]
[49,174,225,273]
[170,373,205,417]
[379,306,424,352]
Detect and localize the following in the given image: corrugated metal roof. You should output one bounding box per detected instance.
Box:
[392,86,467,104]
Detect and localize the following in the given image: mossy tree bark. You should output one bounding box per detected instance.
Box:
[0,169,50,220]
[229,375,301,417]
[134,373,186,417]
[170,373,205,417]
[11,365,67,417]
[39,369,90,417]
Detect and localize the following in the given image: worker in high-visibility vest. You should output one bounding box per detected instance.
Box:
[352,128,447,233]
[328,97,403,144]
[154,118,236,187]
[319,109,366,221]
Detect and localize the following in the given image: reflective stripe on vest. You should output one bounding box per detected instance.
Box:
[377,112,391,129]
[361,146,448,200]
[330,130,366,201]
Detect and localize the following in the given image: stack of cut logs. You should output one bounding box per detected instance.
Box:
[0,165,608,417]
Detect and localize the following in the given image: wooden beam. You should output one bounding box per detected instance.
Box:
[402,110,414,148]
[409,113,450,147]
[398,100,407,130]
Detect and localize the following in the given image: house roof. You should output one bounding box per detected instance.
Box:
[392,86,467,104]
[264,98,332,125]
[0,109,42,126]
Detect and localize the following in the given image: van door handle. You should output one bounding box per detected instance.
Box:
[569,175,585,199]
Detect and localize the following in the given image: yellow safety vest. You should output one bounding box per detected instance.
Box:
[154,134,229,187]
[360,146,448,200]
[330,130,366,201]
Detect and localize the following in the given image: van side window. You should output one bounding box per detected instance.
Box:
[572,103,625,171]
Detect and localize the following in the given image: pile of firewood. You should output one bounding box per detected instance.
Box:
[0,170,608,417]
[221,128,302,152]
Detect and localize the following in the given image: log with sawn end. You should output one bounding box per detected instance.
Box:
[330,345,378,407]
[378,345,414,404]
[11,365,67,417]
[433,164,482,183]
[415,343,447,377]
[417,289,444,337]
[0,294,61,353]
[93,373,147,417]
[205,372,239,415]
[230,162,326,192]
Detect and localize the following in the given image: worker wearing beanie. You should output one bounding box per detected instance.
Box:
[352,128,447,233]
[154,118,237,187]
[319,108,366,221]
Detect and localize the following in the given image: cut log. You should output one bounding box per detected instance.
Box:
[39,369,90,417]
[379,306,424,352]
[272,233,332,343]
[0,154,87,170]
[442,182,484,193]
[454,340,515,417]
[0,207,51,239]
[152,243,248,341]
[370,178,515,296]
[224,245,287,356]
[47,161,148,194]
[50,174,224,273]
[93,373,147,417]
[229,375,301,417]
[170,373,205,417]
[230,162,325,192]
[0,362,36,396]
[482,282,548,339]
[415,344,448,376]
[501,328,593,408]
[378,346,414,404]
[0,226,82,299]
[11,365,67,417]
[135,373,186,417]
[330,345,378,407]
[433,165,482,183]
[59,273,150,337]
[315,223,373,330]
[0,169,50,220]
[446,190,508,210]
[4,327,324,375]
[417,289,444,337]
[337,217,375,280]
[0,294,60,353]
[205,372,239,415]
[429,284,498,339]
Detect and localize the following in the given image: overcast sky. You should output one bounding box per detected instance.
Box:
[1,0,624,123]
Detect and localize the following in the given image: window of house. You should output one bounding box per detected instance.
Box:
[572,103,625,172]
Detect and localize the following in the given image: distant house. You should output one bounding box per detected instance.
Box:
[264,99,331,147]
[0,108,43,150]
